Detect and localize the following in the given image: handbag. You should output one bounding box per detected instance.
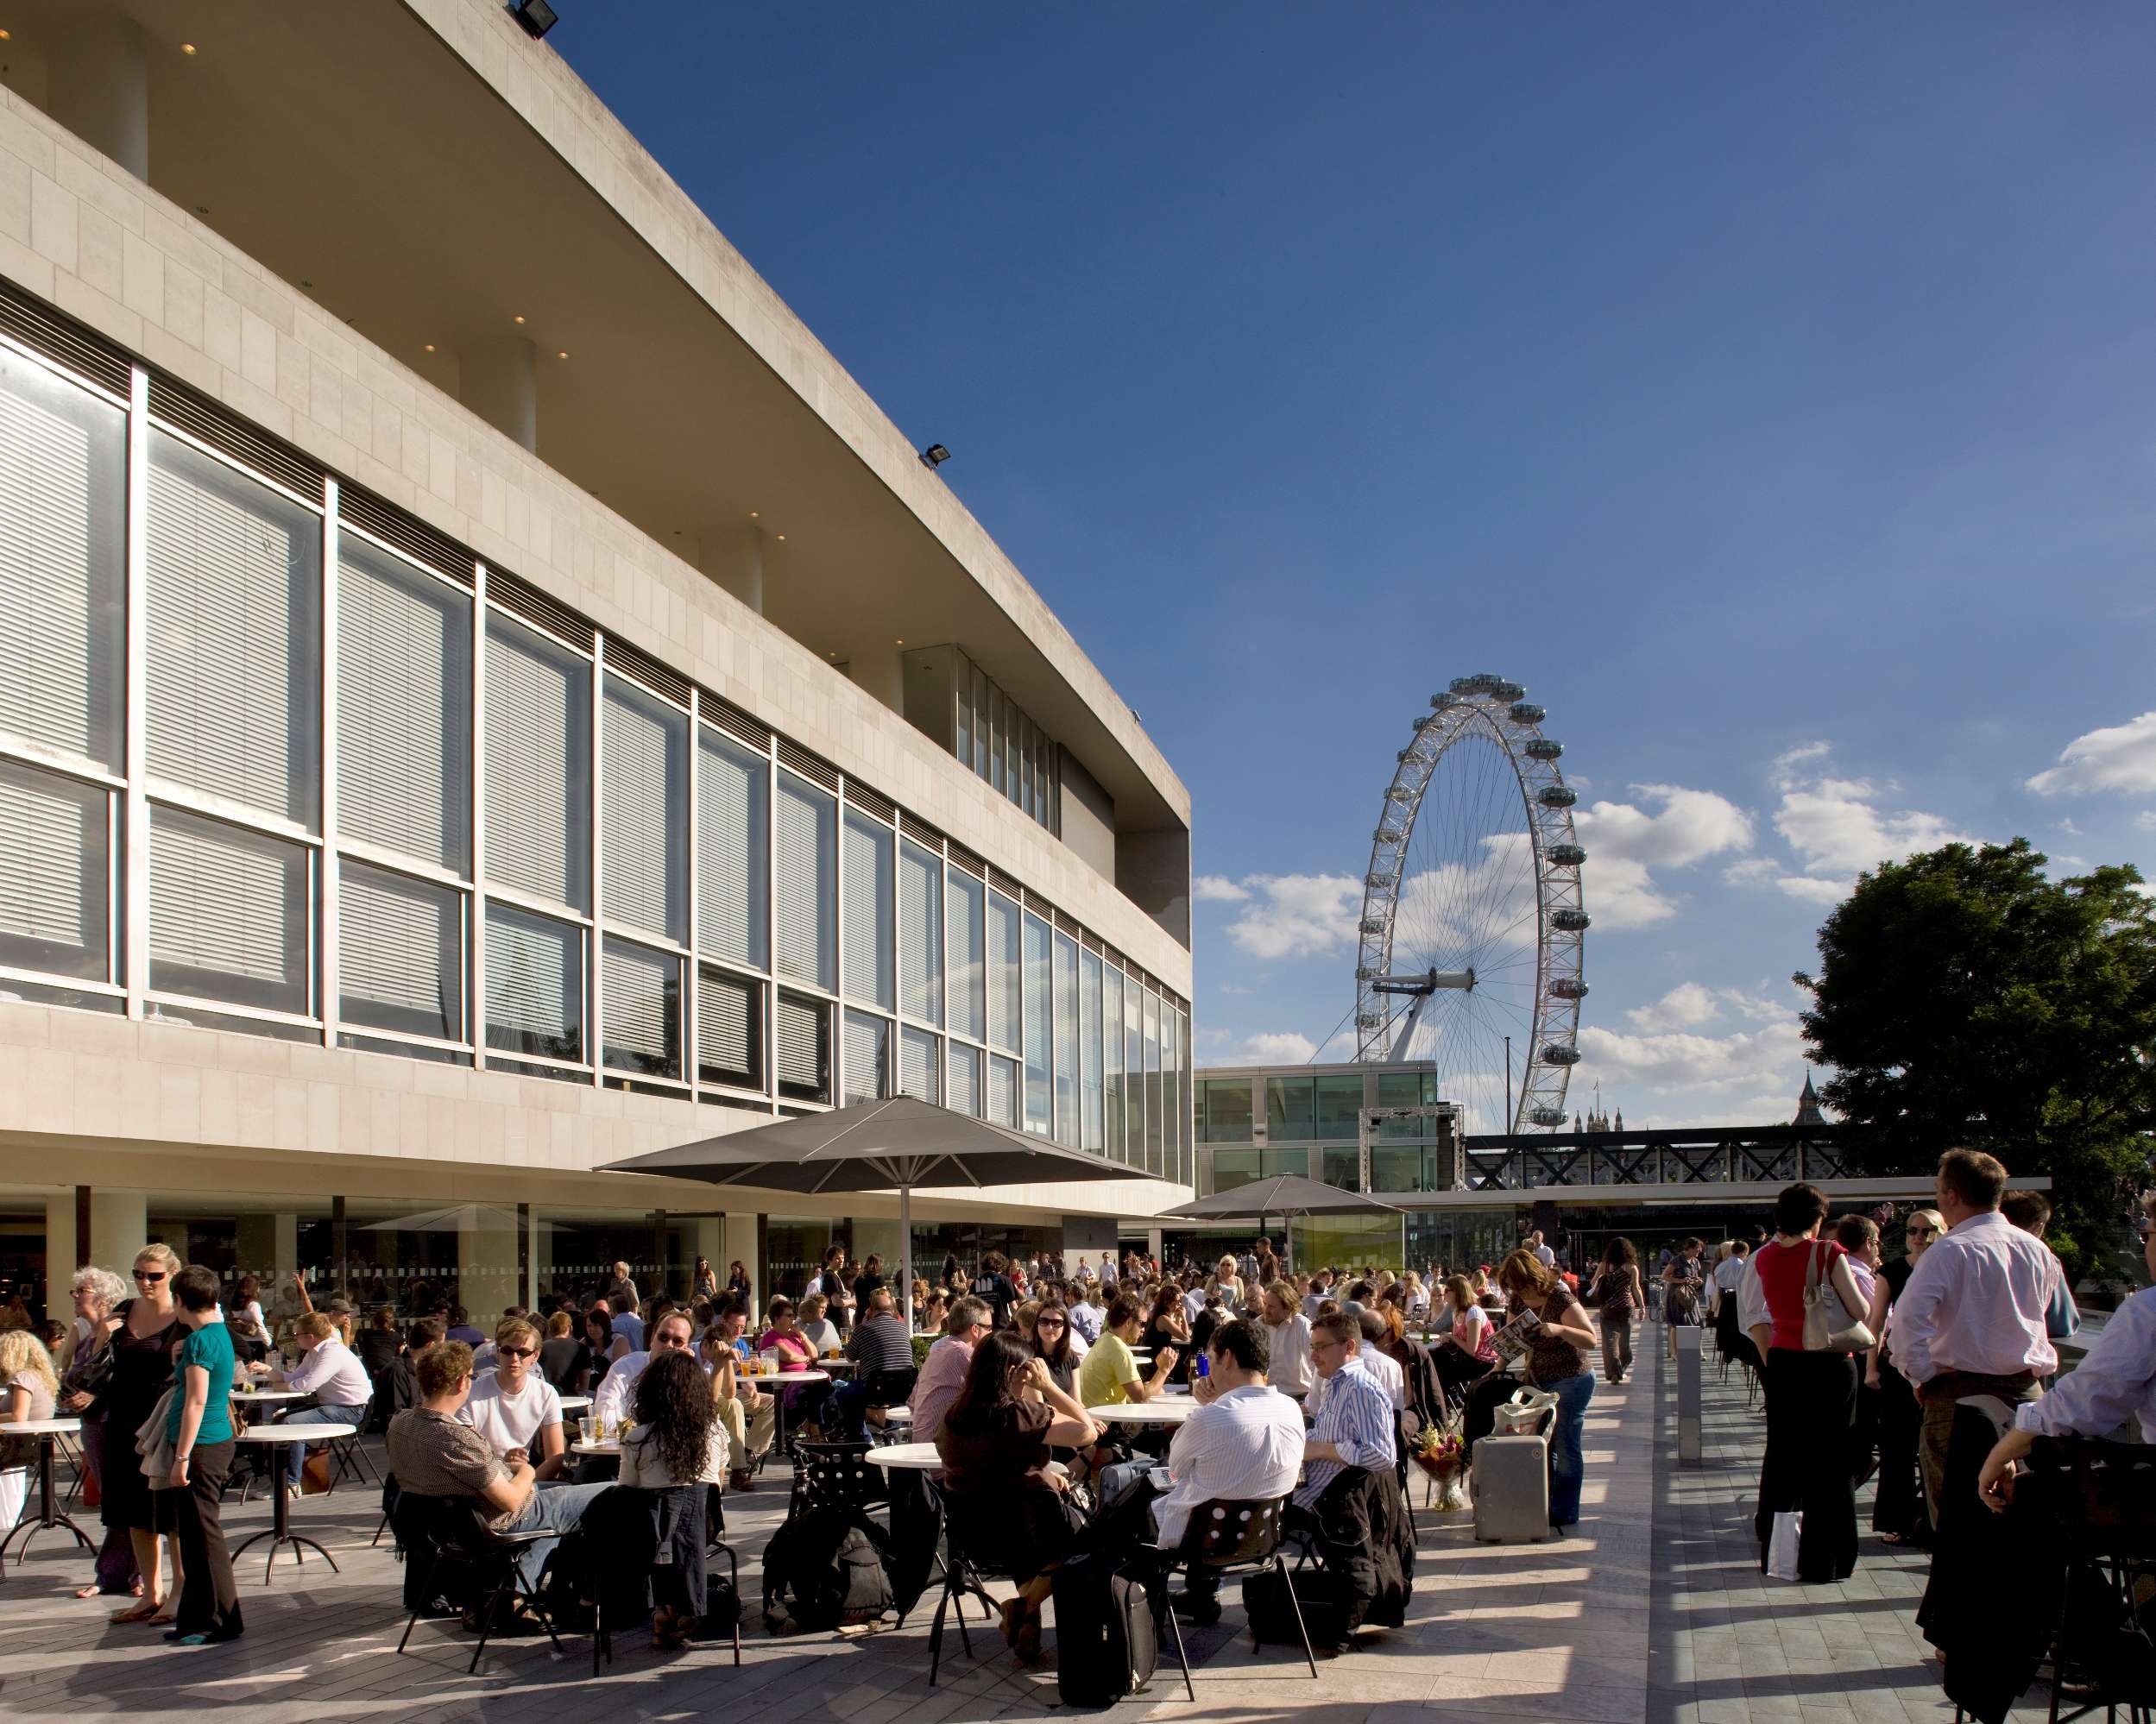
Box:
[1491,1386,1557,1435]
[1801,1243,1875,1354]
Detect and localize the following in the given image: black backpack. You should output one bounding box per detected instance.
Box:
[761,1505,893,1632]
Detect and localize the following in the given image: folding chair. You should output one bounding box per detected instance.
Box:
[926,1501,1021,1688]
[391,1494,564,1676]
[1141,1495,1317,1702]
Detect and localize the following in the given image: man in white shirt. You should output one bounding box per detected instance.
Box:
[251,1310,374,1495]
[1100,1253,1118,1287]
[1530,1230,1557,1270]
[1892,1148,2059,1520]
[1258,1282,1314,1400]
[1306,1308,1406,1415]
[1297,1310,1396,1511]
[590,1309,695,1431]
[1302,1268,1335,1321]
[1151,1318,1305,1626]
[458,1316,567,1481]
[1067,1286,1106,1346]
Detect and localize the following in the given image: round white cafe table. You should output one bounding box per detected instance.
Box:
[754,1368,832,1457]
[557,1394,591,1415]
[1086,1398,1195,1425]
[230,1423,357,1584]
[880,1404,911,1424]
[570,1438,620,1457]
[0,1418,88,1576]
[865,1442,1064,1477]
[231,1387,311,1404]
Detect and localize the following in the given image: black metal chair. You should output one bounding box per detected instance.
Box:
[391,1493,564,1676]
[1141,1494,1317,1701]
[785,1440,890,1520]
[926,1498,1020,1688]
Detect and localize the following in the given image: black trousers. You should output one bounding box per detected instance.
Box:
[1870,1356,1926,1540]
[1755,1350,1857,1582]
[170,1439,244,1639]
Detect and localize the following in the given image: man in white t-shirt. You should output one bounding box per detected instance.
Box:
[458,1317,566,1481]
[1530,1230,1556,1270]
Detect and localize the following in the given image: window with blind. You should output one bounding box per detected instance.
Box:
[483,902,582,1062]
[602,677,687,945]
[898,840,942,1026]
[340,860,462,1042]
[697,965,762,1091]
[1123,976,1144,1161]
[774,772,835,991]
[148,803,310,1014]
[602,937,680,1079]
[1022,913,1051,1137]
[841,809,893,1010]
[946,870,984,1041]
[0,350,124,770]
[146,432,322,827]
[987,1053,1019,1129]
[948,1042,980,1117]
[484,612,590,911]
[1052,930,1079,1147]
[697,730,767,971]
[842,1008,887,1106]
[1163,1005,1183,1181]
[1080,948,1103,1154]
[0,759,108,982]
[899,1024,939,1104]
[1144,989,1163,1172]
[986,890,1019,1054]
[1102,966,1125,1164]
[775,990,830,1104]
[338,539,470,871]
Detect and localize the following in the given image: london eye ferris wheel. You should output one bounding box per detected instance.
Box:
[1352,674,1587,1136]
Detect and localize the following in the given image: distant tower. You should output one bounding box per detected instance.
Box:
[1584,1081,1612,1133]
[1793,1072,1827,1129]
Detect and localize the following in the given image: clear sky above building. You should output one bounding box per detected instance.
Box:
[553,3,2156,1128]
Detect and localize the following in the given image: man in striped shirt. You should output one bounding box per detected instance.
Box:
[1295,1309,1396,1509]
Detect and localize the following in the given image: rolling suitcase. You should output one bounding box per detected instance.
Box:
[1053,1551,1158,1704]
[1472,1432,1551,1542]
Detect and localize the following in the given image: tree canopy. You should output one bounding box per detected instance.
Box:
[1794,838,2155,1284]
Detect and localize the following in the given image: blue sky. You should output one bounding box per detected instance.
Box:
[556,6,2156,1128]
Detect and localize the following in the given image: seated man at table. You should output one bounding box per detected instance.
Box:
[1076,1293,1180,1407]
[828,1287,915,1442]
[703,1300,777,1489]
[386,1341,608,1585]
[249,1311,372,1498]
[1295,1310,1396,1515]
[909,1296,991,1447]
[457,1317,566,1482]
[1067,1281,1106,1347]
[590,1309,695,1433]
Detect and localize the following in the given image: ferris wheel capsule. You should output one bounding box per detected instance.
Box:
[1551,908,1591,932]
[1550,978,1589,1000]
[1510,702,1546,724]
[1538,785,1577,809]
[1541,1044,1582,1066]
[1524,738,1563,760]
[1547,843,1586,866]
[1529,1105,1569,1127]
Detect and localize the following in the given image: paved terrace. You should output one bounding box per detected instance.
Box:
[0,1349,2044,1724]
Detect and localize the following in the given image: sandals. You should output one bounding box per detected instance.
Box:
[110,1601,162,1625]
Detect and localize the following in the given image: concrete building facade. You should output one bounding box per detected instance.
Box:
[0,0,1192,1322]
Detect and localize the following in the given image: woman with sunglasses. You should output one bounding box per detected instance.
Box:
[104,1245,185,1625]
[1026,1299,1081,1396]
[1867,1208,1943,1546]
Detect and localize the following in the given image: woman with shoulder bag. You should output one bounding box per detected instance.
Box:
[1494,1249,1600,1534]
[104,1246,186,1625]
[1590,1238,1645,1385]
[1747,1183,1873,1583]
[59,1266,138,1598]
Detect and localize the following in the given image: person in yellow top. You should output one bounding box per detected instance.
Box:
[1076,1293,1180,1406]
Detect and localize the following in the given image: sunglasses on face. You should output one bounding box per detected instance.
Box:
[497,1346,537,1360]
[135,1270,166,1282]
[1036,1318,1066,1330]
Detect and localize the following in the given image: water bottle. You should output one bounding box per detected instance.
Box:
[1195,1352,1209,1381]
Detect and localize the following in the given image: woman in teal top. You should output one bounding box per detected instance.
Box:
[161,1266,244,1645]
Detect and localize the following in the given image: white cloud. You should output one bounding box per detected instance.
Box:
[1193,875,1250,903]
[1577,1015,1808,1108]
[1728,744,1976,904]
[2026,713,2156,797]
[1722,856,1781,886]
[2139,811,2156,833]
[1625,981,1791,1033]
[2058,818,2083,836]
[1215,982,1254,997]
[1222,873,1363,960]
[1232,1030,1317,1064]
[1770,741,1832,790]
[1776,874,1854,906]
[1569,784,1755,928]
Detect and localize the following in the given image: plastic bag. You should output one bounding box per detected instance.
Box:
[1766,1510,1803,1582]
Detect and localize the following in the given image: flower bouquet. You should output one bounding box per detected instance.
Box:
[1411,1425,1469,1510]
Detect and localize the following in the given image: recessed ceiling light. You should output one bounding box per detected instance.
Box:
[423,343,435,352]
[513,314,526,324]
[0,29,13,41]
[775,533,785,541]
[748,511,758,519]
[557,349,568,359]
[895,639,905,646]
[180,42,198,55]
[194,204,209,216]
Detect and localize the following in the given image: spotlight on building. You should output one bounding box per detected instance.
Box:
[511,0,559,41]
[920,443,950,469]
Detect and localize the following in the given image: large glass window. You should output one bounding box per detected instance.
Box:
[1122,973,1144,1157]
[1080,949,1103,1153]
[1379,1069,1438,1137]
[899,1025,939,1103]
[1203,1078,1254,1142]
[774,772,835,991]
[841,809,893,1010]
[0,759,109,981]
[1315,1073,1363,1141]
[1052,929,1079,1146]
[988,1052,1019,1129]
[146,432,321,825]
[1022,912,1051,1136]
[1102,966,1125,1163]
[602,678,687,945]
[1266,1075,1314,1141]
[843,1008,888,1105]
[775,990,830,1104]
[484,902,583,1063]
[1163,1006,1182,1182]
[340,860,462,1042]
[986,890,1020,1054]
[697,730,767,971]
[898,840,942,1026]
[948,1042,980,1117]
[1143,989,1163,1172]
[602,936,681,1080]
[697,965,762,1092]
[149,804,310,1015]
[484,611,590,911]
[338,538,470,871]
[0,349,124,769]
[945,869,983,1041]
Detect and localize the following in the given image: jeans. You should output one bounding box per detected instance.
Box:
[1545,1371,1595,1526]
[827,1380,875,1444]
[498,1480,610,1587]
[281,1404,369,1488]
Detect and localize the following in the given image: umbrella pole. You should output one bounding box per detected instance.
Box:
[899,1184,914,1335]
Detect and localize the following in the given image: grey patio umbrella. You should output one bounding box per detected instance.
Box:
[602,1096,1152,1331]
[1159,1174,1404,1272]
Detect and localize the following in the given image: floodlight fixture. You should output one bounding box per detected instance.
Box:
[511,1,559,41]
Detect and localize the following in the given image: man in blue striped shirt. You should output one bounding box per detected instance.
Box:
[1295,1309,1396,1508]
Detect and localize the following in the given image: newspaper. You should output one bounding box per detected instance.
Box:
[1489,1306,1541,1364]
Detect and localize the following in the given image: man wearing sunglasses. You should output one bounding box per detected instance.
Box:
[458,1318,566,1482]
[249,1311,373,1499]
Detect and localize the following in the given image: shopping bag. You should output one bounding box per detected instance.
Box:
[1765,1510,1803,1582]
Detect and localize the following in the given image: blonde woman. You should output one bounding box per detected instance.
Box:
[0,1327,60,1532]
[105,1244,186,1625]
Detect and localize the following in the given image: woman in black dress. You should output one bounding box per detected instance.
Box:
[104,1246,185,1625]
[1865,1207,1942,1545]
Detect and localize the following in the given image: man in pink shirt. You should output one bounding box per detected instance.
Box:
[1890,1148,2058,1521]
[906,1295,989,1448]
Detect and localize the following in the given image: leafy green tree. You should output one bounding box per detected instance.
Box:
[1794,839,2155,1287]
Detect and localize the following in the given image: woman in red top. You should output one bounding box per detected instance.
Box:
[1747,1182,1870,1582]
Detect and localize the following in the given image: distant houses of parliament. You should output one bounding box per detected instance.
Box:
[1567,1072,1828,1135]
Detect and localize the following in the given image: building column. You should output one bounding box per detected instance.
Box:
[458,1208,519,1332]
[46,12,149,180]
[530,1208,556,1312]
[697,523,766,616]
[457,335,538,453]
[90,1190,148,1275]
[849,645,906,716]
[42,1194,77,1324]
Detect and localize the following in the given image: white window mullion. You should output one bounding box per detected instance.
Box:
[472,562,488,1069]
[589,635,604,1087]
[321,477,340,1048]
[123,367,148,1014]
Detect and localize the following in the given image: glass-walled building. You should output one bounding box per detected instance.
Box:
[0,0,1192,1326]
